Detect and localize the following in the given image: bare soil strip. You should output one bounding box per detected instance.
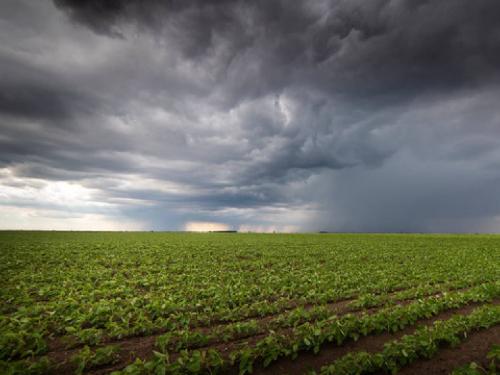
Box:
[250,301,499,375]
[392,325,500,375]
[46,280,483,355]
[83,299,498,375]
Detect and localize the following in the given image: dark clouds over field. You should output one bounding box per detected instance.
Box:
[1,0,500,231]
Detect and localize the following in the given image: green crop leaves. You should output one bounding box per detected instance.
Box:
[451,344,500,375]
[0,331,47,360]
[114,283,500,375]
[71,345,120,375]
[0,356,53,375]
[1,232,499,373]
[317,305,500,375]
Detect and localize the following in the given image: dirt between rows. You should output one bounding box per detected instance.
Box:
[47,280,480,356]
[82,299,499,375]
[249,300,499,375]
[392,325,500,375]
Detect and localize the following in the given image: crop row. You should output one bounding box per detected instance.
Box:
[451,344,500,375]
[4,281,498,375]
[1,277,490,362]
[314,304,500,374]
[101,282,500,374]
[151,280,493,354]
[3,234,497,324]
[2,232,499,373]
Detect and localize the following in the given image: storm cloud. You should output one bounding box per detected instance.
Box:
[1,0,500,231]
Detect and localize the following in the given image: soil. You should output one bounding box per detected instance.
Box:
[87,300,498,375]
[250,301,498,375]
[46,281,477,354]
[392,325,500,375]
[40,283,495,375]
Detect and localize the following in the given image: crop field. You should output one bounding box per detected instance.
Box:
[0,231,499,375]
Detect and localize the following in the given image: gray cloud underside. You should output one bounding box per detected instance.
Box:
[1,0,500,231]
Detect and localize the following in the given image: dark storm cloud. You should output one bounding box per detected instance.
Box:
[0,57,99,122]
[52,0,500,175]
[1,0,500,231]
[53,0,500,95]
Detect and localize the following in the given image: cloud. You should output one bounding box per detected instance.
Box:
[0,0,499,231]
[0,206,143,231]
[184,221,230,232]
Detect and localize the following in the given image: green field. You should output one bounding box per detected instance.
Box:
[1,232,499,374]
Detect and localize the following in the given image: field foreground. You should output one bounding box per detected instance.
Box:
[0,232,499,374]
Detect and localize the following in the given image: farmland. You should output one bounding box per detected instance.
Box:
[0,232,499,374]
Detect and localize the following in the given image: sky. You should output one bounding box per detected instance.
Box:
[1,0,500,232]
